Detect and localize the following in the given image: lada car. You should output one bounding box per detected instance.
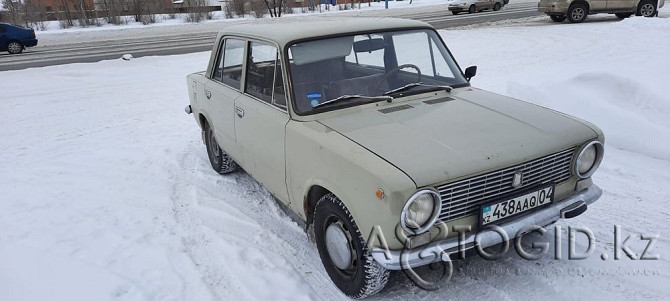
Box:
[538,0,664,23]
[185,17,605,298]
[448,0,508,14]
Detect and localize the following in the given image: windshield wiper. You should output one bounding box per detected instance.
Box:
[312,94,394,108]
[384,82,453,95]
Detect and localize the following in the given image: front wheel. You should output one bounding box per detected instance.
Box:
[550,15,567,22]
[7,41,23,54]
[469,4,477,13]
[204,121,238,174]
[567,4,588,23]
[493,3,501,11]
[314,194,389,299]
[638,0,657,17]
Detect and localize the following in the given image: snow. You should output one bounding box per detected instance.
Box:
[26,0,451,34]
[2,13,670,301]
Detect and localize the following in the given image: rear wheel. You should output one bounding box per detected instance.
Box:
[204,121,238,174]
[615,12,633,18]
[7,41,23,54]
[638,0,657,17]
[550,15,567,22]
[469,4,477,13]
[314,194,389,299]
[567,4,588,23]
[494,3,501,11]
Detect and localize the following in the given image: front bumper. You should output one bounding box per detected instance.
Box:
[448,6,469,11]
[372,184,602,270]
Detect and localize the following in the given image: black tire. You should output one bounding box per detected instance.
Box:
[567,4,588,23]
[637,0,657,17]
[550,15,567,22]
[204,121,238,174]
[494,3,501,11]
[314,194,389,299]
[452,11,459,15]
[7,41,23,54]
[468,4,476,14]
[615,12,633,18]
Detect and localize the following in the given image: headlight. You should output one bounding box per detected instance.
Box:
[401,190,441,234]
[574,141,604,178]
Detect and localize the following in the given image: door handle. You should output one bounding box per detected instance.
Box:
[205,90,212,99]
[235,107,244,118]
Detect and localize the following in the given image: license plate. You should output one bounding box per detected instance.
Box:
[481,185,554,226]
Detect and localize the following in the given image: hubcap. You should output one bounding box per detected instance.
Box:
[325,222,353,270]
[572,8,584,20]
[208,128,221,163]
[641,4,654,16]
[8,43,21,53]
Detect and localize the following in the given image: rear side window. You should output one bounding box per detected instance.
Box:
[245,42,286,108]
[214,38,245,89]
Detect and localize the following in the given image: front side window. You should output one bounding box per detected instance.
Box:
[288,29,468,115]
[214,38,245,89]
[245,42,287,108]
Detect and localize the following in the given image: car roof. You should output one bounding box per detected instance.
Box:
[216,17,433,48]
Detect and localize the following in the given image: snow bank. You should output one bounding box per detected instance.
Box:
[1,14,670,301]
[445,15,670,161]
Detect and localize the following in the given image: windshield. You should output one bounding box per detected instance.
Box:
[287,29,468,115]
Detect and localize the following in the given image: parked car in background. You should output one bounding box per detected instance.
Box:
[0,23,38,54]
[539,0,664,23]
[185,17,605,298]
[449,0,508,14]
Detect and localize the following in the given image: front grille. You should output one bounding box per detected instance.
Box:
[436,148,575,222]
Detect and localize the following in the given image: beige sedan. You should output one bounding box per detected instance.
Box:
[185,17,604,298]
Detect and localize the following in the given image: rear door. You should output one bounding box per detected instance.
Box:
[204,38,246,160]
[0,25,8,49]
[590,0,608,10]
[606,0,635,10]
[234,41,290,203]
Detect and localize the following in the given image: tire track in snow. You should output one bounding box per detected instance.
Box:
[167,146,344,300]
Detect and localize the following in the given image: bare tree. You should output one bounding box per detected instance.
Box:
[2,0,25,25]
[141,0,166,24]
[185,0,209,22]
[99,0,125,25]
[73,0,97,27]
[56,0,75,28]
[262,0,283,17]
[231,0,246,17]
[250,0,265,18]
[130,0,143,22]
[26,0,48,30]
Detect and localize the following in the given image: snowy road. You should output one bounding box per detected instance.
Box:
[0,2,539,71]
[1,14,670,301]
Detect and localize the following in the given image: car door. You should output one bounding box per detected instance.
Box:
[0,25,8,49]
[234,41,290,203]
[204,38,246,160]
[607,0,635,10]
[476,0,492,10]
[590,0,608,11]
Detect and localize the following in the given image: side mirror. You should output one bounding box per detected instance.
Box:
[464,66,477,81]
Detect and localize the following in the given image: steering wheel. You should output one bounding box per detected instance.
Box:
[374,64,422,92]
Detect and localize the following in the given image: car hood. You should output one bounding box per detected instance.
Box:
[317,88,598,187]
